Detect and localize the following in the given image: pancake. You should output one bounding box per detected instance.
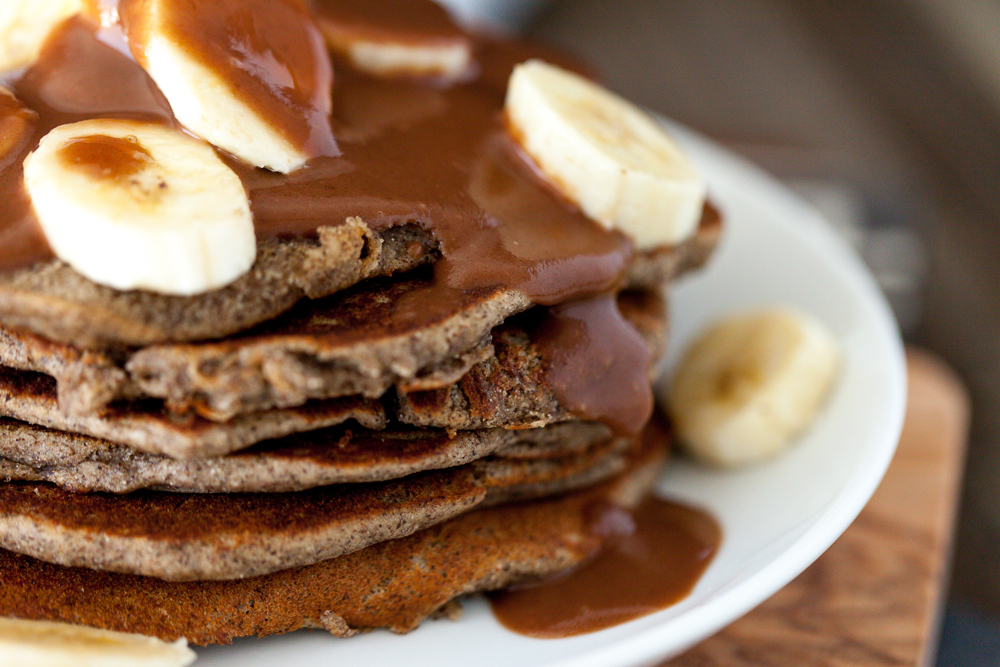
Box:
[0,0,718,647]
[0,434,636,581]
[0,219,439,350]
[395,290,667,431]
[0,420,665,644]
[0,206,715,354]
[126,272,527,422]
[0,287,665,457]
[0,418,615,493]
[0,325,138,417]
[0,367,386,459]
[0,214,715,421]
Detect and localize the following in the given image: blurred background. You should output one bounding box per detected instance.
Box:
[442,0,1000,664]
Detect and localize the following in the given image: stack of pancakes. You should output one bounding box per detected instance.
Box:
[0,5,720,647]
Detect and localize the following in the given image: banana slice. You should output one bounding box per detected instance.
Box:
[664,308,840,468]
[0,0,97,72]
[505,60,707,249]
[315,0,473,82]
[0,617,196,667]
[23,119,256,295]
[323,29,471,81]
[119,0,337,173]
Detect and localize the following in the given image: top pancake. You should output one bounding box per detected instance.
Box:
[0,209,718,352]
[0,12,721,352]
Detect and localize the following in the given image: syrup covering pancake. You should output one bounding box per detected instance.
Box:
[0,0,721,645]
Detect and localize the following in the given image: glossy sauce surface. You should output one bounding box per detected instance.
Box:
[490,495,721,637]
[0,86,48,271]
[58,133,154,181]
[119,0,338,160]
[534,294,653,435]
[0,0,666,436]
[0,93,35,167]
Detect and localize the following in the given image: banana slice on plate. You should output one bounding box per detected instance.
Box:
[505,59,707,249]
[119,0,337,173]
[23,119,256,295]
[664,308,841,468]
[0,0,97,72]
[0,617,195,667]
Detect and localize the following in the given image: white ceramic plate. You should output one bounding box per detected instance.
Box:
[195,125,907,667]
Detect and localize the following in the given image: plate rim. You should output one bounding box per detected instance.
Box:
[547,120,908,667]
[195,122,908,667]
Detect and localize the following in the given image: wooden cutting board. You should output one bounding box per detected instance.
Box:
[666,348,970,667]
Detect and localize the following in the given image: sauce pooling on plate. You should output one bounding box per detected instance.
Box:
[489,496,720,637]
[489,414,721,637]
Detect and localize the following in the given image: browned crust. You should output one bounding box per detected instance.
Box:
[0,435,638,581]
[0,418,615,493]
[0,425,666,644]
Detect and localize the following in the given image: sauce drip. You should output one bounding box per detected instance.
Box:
[0,93,36,168]
[489,496,720,637]
[0,80,48,271]
[57,133,154,181]
[119,0,338,162]
[534,294,653,436]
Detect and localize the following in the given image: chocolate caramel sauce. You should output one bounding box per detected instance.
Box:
[58,134,155,181]
[533,294,653,436]
[489,495,720,637]
[0,0,665,436]
[0,93,35,169]
[0,80,48,271]
[118,0,339,161]
[489,416,720,638]
[12,17,175,135]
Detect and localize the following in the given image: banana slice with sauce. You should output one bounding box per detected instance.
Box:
[0,0,97,72]
[119,0,337,173]
[504,59,708,249]
[313,0,474,82]
[23,119,255,295]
